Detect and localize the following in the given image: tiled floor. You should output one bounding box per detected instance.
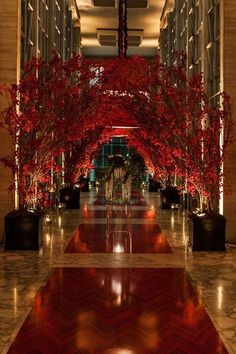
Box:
[94,191,147,206]
[64,223,172,253]
[0,191,236,353]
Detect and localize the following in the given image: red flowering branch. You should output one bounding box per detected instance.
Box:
[0,52,234,214]
[0,53,98,209]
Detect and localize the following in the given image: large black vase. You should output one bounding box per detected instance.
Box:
[60,187,80,209]
[160,187,180,209]
[190,213,226,251]
[4,210,43,250]
[149,179,161,192]
[79,178,89,192]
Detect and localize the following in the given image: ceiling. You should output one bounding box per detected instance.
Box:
[75,0,166,58]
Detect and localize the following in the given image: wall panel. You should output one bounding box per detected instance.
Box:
[0,0,21,236]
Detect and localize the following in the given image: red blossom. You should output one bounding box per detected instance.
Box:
[0,52,234,212]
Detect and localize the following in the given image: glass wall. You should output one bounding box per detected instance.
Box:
[21,0,80,67]
[94,137,130,171]
[159,0,220,103]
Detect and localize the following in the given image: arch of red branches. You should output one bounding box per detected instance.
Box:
[65,126,157,186]
[0,52,233,209]
[62,54,186,185]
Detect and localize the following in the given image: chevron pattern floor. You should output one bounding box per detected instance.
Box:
[7,267,228,354]
[64,223,172,254]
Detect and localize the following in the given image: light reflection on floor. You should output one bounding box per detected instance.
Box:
[0,191,236,353]
[7,268,229,353]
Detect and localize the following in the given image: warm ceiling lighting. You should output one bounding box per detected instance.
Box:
[81,38,100,46]
[93,0,116,6]
[111,126,139,129]
[97,29,144,47]
[112,135,127,137]
[141,38,159,47]
[106,349,135,354]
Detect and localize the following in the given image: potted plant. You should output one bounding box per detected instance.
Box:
[0,55,71,249]
[60,128,106,207]
[184,92,233,251]
[60,145,84,209]
[135,134,181,209]
[162,67,234,250]
[160,185,180,210]
[0,52,95,246]
[147,54,234,249]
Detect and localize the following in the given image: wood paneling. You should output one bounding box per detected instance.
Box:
[221,1,236,242]
[0,0,21,236]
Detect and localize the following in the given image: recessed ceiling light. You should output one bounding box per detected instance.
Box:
[93,0,115,7]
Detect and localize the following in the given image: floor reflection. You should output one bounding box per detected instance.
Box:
[82,208,156,219]
[94,191,147,206]
[7,268,228,354]
[64,222,172,254]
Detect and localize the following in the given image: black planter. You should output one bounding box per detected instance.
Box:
[149,179,161,192]
[79,179,89,192]
[190,213,226,251]
[4,210,43,250]
[60,187,80,209]
[160,187,180,209]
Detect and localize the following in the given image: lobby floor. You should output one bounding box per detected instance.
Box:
[1,191,236,353]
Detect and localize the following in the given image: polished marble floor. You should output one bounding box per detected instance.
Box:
[64,223,172,254]
[94,191,147,206]
[1,191,236,353]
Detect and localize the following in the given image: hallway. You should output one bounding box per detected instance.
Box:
[1,191,236,353]
[1,1,236,353]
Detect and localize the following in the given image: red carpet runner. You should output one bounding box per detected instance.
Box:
[64,223,173,253]
[8,268,228,354]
